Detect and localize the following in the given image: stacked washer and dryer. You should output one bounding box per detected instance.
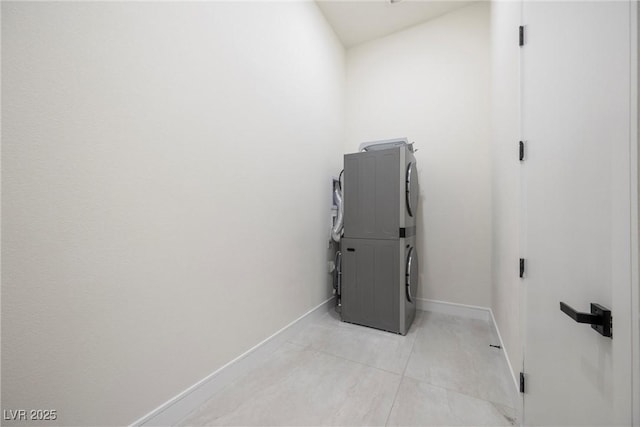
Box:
[340,138,419,335]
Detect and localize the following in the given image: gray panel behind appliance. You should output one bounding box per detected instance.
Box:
[341,238,400,334]
[344,148,399,240]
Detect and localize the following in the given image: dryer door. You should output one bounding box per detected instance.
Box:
[405,246,418,303]
[405,162,419,217]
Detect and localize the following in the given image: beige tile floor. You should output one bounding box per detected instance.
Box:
[179,310,518,426]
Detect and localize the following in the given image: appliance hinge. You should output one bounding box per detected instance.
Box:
[519,25,525,47]
[519,258,525,278]
[519,141,525,161]
[520,372,525,393]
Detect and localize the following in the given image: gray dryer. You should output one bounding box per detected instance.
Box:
[341,142,419,335]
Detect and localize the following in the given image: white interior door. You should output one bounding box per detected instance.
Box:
[521,1,635,424]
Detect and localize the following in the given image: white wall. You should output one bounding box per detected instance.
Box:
[490,0,522,386]
[1,2,344,425]
[345,2,492,307]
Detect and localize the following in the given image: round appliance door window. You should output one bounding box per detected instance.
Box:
[406,162,419,217]
[405,247,418,303]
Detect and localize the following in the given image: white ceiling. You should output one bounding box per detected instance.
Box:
[316,0,472,48]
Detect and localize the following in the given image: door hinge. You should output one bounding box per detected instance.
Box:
[519,25,525,47]
[520,372,525,393]
[519,141,525,161]
[519,258,525,278]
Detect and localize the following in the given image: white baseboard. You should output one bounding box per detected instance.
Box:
[488,309,520,396]
[129,297,335,427]
[416,298,490,321]
[416,298,520,397]
[132,296,520,426]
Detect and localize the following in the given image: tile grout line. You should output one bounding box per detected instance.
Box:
[284,340,405,377]
[402,372,516,413]
[293,312,516,424]
[175,342,303,426]
[383,330,420,426]
[297,315,414,341]
[289,312,424,426]
[396,319,518,424]
[283,315,422,377]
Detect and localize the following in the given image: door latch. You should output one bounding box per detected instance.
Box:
[559,302,612,338]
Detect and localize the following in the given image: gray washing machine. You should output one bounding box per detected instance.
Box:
[341,142,419,335]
